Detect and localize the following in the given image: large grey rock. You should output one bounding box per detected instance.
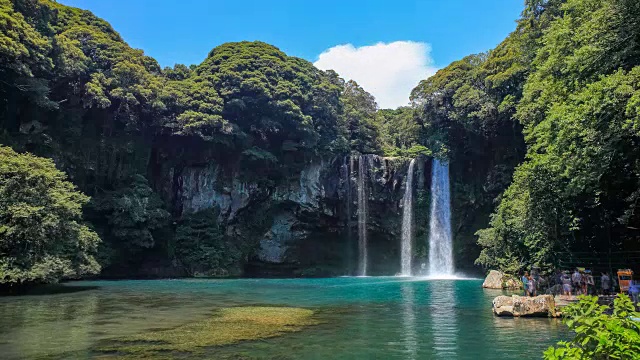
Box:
[180,164,258,221]
[482,270,504,289]
[272,161,325,209]
[493,295,559,317]
[256,212,306,263]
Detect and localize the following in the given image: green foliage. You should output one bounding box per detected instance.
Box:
[375,107,420,156]
[340,79,381,154]
[544,295,640,359]
[161,74,229,142]
[0,0,51,77]
[476,0,640,272]
[0,0,373,278]
[174,209,239,277]
[409,12,535,267]
[0,146,100,285]
[193,41,343,159]
[87,175,170,268]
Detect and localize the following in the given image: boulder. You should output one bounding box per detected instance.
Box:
[503,276,523,290]
[493,295,559,317]
[482,270,504,289]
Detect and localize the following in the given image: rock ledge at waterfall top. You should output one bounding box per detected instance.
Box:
[492,295,559,317]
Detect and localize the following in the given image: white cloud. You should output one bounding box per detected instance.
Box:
[314,41,437,109]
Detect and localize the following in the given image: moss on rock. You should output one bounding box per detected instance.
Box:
[96,306,318,358]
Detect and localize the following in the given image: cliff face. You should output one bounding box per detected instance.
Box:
[160,155,432,277]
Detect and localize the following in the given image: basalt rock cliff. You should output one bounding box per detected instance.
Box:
[154,155,433,277]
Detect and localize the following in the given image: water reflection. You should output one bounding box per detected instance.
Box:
[429,280,458,358]
[0,293,99,359]
[0,278,568,360]
[401,283,418,359]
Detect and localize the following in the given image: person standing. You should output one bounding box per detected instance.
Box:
[572,269,582,295]
[562,272,572,296]
[555,270,562,287]
[628,281,640,305]
[585,271,594,295]
[601,273,611,295]
[527,275,537,297]
[521,272,529,296]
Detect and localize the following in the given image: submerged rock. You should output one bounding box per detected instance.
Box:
[482,270,504,289]
[97,306,318,357]
[493,295,559,317]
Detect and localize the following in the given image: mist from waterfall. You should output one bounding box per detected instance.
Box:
[357,155,368,276]
[428,159,454,277]
[400,159,416,276]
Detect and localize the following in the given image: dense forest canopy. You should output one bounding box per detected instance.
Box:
[1,0,639,284]
[475,0,640,273]
[0,0,398,283]
[405,0,640,274]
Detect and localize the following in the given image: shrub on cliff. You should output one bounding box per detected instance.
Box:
[544,295,640,359]
[174,209,239,277]
[0,146,101,286]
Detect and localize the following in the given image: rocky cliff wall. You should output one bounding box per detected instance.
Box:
[161,155,432,277]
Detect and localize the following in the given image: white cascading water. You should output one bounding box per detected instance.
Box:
[400,159,417,276]
[357,155,368,276]
[342,156,353,275]
[428,159,454,277]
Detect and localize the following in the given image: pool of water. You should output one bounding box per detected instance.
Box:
[0,277,568,359]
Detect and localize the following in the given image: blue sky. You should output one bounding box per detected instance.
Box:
[60,0,524,108]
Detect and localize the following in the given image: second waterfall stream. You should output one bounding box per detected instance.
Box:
[400,159,416,276]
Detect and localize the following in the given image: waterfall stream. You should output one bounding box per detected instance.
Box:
[357,155,368,276]
[428,159,454,277]
[400,159,416,276]
[343,156,353,275]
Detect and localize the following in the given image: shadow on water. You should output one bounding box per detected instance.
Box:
[0,284,100,296]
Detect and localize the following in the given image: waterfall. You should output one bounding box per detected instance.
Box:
[343,156,353,275]
[400,159,417,276]
[428,159,454,276]
[357,155,368,276]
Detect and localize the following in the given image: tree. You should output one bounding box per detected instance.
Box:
[195,41,343,162]
[0,0,56,133]
[374,107,423,157]
[0,146,100,285]
[477,0,640,273]
[340,80,381,154]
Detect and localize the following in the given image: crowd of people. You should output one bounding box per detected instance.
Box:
[519,268,616,297]
[517,268,640,312]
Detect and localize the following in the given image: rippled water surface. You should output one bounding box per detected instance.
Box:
[0,278,568,359]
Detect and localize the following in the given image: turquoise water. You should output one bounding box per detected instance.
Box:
[0,278,568,359]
